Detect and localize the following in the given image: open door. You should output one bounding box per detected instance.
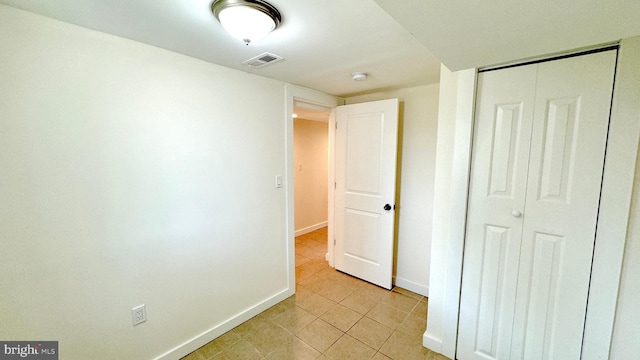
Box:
[334,98,399,289]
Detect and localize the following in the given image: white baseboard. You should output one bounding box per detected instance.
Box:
[294,221,328,237]
[393,276,429,297]
[423,332,443,354]
[154,288,294,360]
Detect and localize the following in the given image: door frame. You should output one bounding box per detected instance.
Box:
[285,85,343,290]
[424,38,640,360]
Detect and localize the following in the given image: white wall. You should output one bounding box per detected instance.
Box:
[0,6,291,360]
[608,36,640,359]
[422,66,476,356]
[293,118,329,234]
[346,84,440,296]
[610,148,640,358]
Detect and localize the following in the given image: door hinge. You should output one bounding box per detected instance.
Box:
[334,238,336,245]
[334,182,337,189]
[335,121,337,130]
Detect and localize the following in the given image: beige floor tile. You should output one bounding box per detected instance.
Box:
[371,352,393,360]
[233,314,271,339]
[295,283,316,300]
[296,254,312,267]
[296,318,344,353]
[264,337,321,360]
[298,275,333,294]
[322,334,376,360]
[340,290,383,315]
[296,266,316,282]
[360,282,393,295]
[309,237,326,246]
[381,291,420,313]
[194,331,241,359]
[409,300,428,320]
[320,303,363,332]
[296,246,324,260]
[397,314,427,338]
[331,272,371,290]
[318,267,368,291]
[296,260,327,281]
[211,339,263,360]
[307,237,327,249]
[272,306,317,334]
[314,268,348,282]
[244,321,293,355]
[424,349,451,360]
[297,293,337,317]
[347,317,393,350]
[366,302,409,329]
[308,247,327,259]
[391,287,424,301]
[316,283,357,302]
[379,331,429,360]
[258,296,297,321]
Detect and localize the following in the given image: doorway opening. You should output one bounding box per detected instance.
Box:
[292,100,331,277]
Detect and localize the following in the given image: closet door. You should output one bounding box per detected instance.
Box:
[510,51,617,359]
[457,64,538,360]
[458,50,617,360]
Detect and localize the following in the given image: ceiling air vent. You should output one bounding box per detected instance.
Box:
[242,52,284,68]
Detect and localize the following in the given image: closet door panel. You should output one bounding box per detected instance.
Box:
[510,50,617,360]
[458,65,537,360]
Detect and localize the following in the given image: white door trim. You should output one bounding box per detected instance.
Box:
[424,37,640,360]
[581,37,640,359]
[285,85,343,290]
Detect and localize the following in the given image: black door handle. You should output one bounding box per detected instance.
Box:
[384,204,392,211]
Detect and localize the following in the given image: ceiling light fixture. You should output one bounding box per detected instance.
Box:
[211,0,282,45]
[352,72,367,81]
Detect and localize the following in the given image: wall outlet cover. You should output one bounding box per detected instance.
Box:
[132,304,147,326]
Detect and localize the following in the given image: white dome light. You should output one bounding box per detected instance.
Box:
[212,0,282,45]
[352,72,368,81]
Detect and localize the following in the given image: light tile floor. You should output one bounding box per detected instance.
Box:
[182,227,450,360]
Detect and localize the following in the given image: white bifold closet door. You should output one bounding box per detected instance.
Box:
[457,50,617,360]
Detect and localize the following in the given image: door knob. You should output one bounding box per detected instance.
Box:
[384,204,392,211]
[512,210,522,218]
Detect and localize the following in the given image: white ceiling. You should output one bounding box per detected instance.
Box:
[374,0,640,71]
[0,0,440,97]
[3,1,640,97]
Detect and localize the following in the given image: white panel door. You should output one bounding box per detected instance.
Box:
[334,99,398,290]
[510,51,617,360]
[458,50,616,360]
[457,64,538,360]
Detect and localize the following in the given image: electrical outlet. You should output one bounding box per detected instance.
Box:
[132,304,146,326]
